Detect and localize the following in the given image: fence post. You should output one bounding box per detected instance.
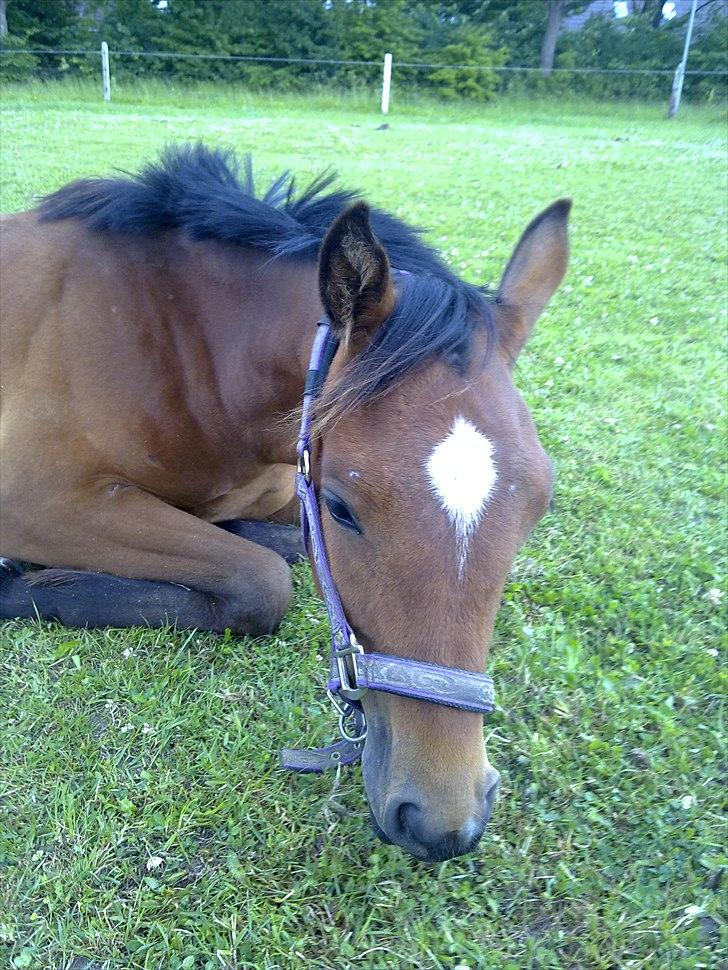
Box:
[381,52,392,114]
[667,0,697,118]
[668,63,685,118]
[101,41,111,102]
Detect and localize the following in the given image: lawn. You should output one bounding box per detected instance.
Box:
[0,82,725,970]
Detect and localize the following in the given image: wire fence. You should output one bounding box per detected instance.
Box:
[4,47,727,74]
[1,46,726,112]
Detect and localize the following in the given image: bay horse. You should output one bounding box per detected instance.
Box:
[0,145,570,861]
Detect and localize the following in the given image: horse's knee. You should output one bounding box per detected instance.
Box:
[217,555,292,636]
[247,558,292,634]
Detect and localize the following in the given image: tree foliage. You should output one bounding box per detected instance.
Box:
[0,0,725,102]
[421,26,508,100]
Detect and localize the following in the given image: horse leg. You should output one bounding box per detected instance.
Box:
[216,520,304,564]
[1,563,226,630]
[0,485,293,635]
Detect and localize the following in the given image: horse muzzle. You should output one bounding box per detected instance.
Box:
[369,766,501,863]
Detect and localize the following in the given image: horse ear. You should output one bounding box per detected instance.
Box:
[497,199,571,361]
[319,202,395,348]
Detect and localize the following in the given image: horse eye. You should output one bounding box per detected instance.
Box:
[323,491,362,534]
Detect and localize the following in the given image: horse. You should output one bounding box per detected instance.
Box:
[0,145,570,861]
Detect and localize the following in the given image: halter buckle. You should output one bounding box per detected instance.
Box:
[334,634,366,701]
[297,448,311,483]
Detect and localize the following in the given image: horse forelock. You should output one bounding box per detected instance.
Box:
[313,274,495,433]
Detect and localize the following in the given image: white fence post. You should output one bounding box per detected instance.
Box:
[668,63,685,118]
[101,41,111,102]
[381,52,392,114]
[667,0,697,118]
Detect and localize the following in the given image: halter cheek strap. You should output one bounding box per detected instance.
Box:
[280,318,495,773]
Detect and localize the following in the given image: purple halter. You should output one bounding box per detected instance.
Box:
[280,318,495,773]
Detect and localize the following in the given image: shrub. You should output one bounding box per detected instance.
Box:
[0,35,39,82]
[424,28,508,102]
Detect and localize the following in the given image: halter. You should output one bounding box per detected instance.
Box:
[280,317,495,773]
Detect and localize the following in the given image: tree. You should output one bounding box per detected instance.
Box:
[540,0,565,73]
[539,0,592,74]
[442,0,590,71]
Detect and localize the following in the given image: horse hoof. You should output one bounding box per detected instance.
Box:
[0,558,24,577]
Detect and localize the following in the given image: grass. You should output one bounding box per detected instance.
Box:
[0,82,726,969]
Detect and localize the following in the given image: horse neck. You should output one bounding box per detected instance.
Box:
[173,239,321,462]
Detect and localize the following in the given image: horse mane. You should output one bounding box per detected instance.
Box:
[38,143,494,416]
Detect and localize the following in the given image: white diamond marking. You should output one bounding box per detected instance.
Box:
[425,416,498,577]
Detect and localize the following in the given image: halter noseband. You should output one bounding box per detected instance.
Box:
[280,317,495,773]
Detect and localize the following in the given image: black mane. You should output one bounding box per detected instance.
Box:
[39,144,494,410]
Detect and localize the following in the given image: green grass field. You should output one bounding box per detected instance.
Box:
[0,82,726,970]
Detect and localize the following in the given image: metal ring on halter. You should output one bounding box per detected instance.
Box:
[326,688,354,720]
[326,689,367,744]
[338,711,367,744]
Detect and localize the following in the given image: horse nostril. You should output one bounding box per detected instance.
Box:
[395,801,421,842]
[377,798,426,849]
